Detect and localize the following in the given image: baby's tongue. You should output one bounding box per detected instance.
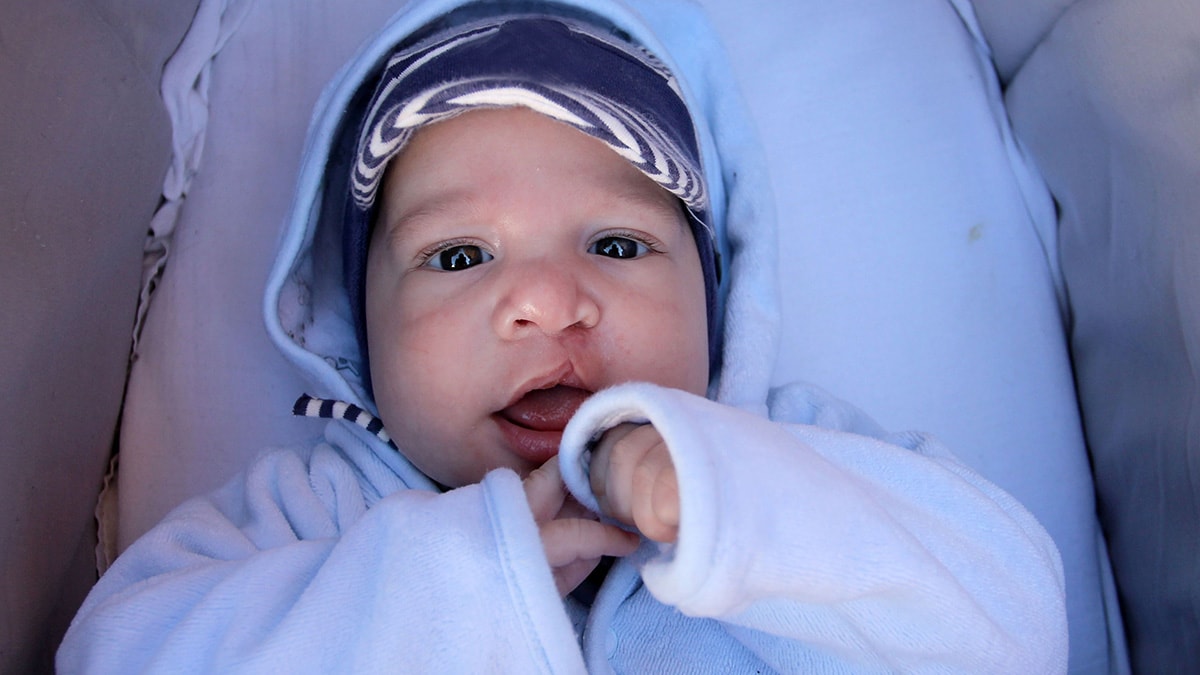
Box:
[503,386,592,431]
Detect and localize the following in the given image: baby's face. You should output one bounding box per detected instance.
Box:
[365,107,709,487]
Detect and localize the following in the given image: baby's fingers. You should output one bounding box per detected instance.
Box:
[541,518,640,596]
[632,446,679,543]
[523,456,566,523]
[590,423,655,525]
[540,518,639,568]
[590,424,679,543]
[550,558,603,597]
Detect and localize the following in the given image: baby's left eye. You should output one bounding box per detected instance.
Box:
[589,236,649,259]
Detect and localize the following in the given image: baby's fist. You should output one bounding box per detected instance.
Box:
[589,423,679,543]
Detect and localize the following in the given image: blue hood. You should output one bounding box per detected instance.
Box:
[263,0,780,456]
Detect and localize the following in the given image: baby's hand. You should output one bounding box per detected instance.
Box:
[523,456,639,597]
[589,424,679,544]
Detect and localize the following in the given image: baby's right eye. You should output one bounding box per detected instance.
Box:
[424,244,493,271]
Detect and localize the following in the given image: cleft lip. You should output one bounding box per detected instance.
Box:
[496,361,596,436]
[501,361,592,413]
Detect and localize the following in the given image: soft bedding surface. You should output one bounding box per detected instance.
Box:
[0,0,197,669]
[114,0,1122,670]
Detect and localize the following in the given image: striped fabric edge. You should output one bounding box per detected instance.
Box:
[292,394,397,450]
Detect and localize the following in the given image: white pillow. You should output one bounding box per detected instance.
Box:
[117,0,1120,670]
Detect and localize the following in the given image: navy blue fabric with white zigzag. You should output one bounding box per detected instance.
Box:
[349,16,707,216]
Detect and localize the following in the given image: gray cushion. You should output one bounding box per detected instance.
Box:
[0,0,197,669]
[1001,0,1200,669]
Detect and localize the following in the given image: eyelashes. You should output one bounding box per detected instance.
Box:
[414,236,491,271]
[589,235,650,259]
[417,230,663,272]
[423,243,493,271]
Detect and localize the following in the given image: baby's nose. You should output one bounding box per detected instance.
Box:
[492,260,600,339]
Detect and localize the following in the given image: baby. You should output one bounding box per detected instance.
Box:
[58,2,1068,672]
[364,105,703,590]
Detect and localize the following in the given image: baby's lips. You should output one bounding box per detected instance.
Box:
[501,385,592,431]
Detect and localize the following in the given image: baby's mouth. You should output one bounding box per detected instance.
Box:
[493,361,595,465]
[498,385,593,432]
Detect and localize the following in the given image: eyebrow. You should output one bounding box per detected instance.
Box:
[599,184,690,232]
[375,189,481,249]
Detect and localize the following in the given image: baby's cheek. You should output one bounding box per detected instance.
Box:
[613,298,706,390]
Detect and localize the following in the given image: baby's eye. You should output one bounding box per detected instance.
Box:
[425,244,493,271]
[589,236,649,260]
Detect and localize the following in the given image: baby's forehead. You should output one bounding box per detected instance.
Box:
[375,107,687,229]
